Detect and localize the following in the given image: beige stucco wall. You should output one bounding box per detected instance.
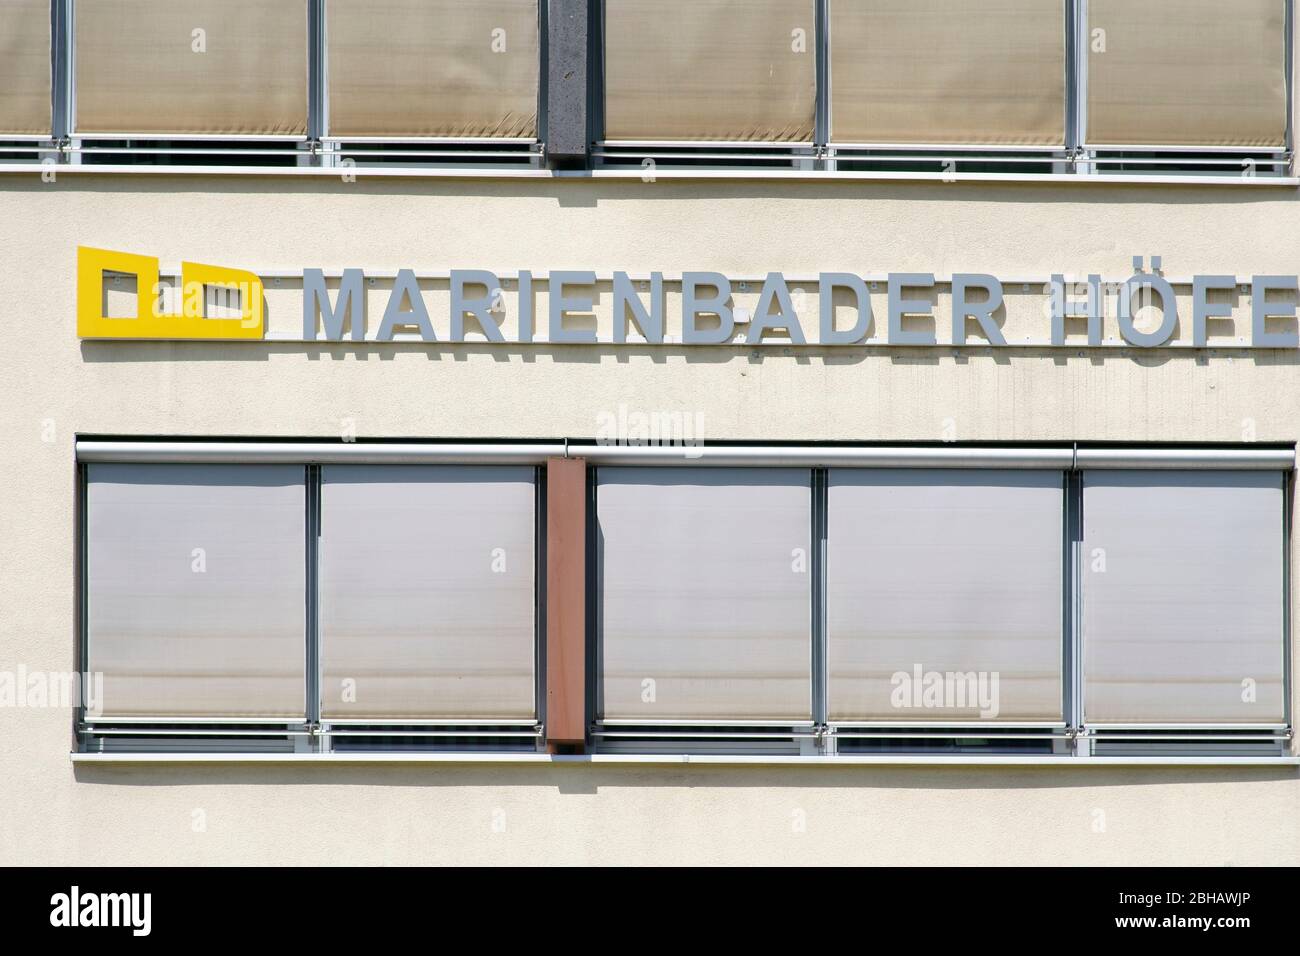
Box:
[1,173,1298,865]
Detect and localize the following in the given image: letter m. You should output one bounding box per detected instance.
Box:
[101,894,129,927]
[304,269,365,340]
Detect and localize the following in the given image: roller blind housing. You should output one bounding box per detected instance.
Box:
[830,0,1067,146]
[597,468,813,722]
[1086,0,1288,148]
[603,0,817,143]
[74,0,309,136]
[0,0,51,135]
[86,464,307,719]
[827,470,1064,722]
[318,466,537,721]
[1082,471,1286,724]
[326,0,539,139]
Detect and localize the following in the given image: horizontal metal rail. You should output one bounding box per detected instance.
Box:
[76,441,1296,470]
[76,441,567,465]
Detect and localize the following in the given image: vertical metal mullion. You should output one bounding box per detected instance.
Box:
[585,465,600,736]
[50,0,63,140]
[54,0,73,146]
[588,0,605,160]
[536,0,549,154]
[1282,470,1293,739]
[534,465,547,744]
[811,468,829,737]
[75,460,88,752]
[1287,0,1295,167]
[1075,0,1089,166]
[1066,466,1086,755]
[815,0,831,166]
[308,0,325,156]
[1063,0,1077,155]
[305,464,323,749]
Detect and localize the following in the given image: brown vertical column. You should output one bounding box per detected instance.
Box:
[546,456,587,751]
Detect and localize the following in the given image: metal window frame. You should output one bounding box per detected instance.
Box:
[813,0,829,155]
[54,0,71,143]
[1074,465,1293,744]
[305,464,321,741]
[309,460,546,737]
[578,442,1293,756]
[587,0,1295,179]
[821,464,1070,735]
[308,0,325,144]
[12,0,1297,176]
[74,442,552,752]
[73,440,1295,757]
[75,460,314,733]
[588,463,818,735]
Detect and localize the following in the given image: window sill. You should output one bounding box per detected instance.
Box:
[70,752,1300,767]
[0,164,1296,188]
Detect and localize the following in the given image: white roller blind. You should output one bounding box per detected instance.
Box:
[603,0,817,142]
[597,468,812,721]
[86,464,307,719]
[1086,0,1288,148]
[326,0,539,138]
[319,466,536,721]
[74,0,308,135]
[0,0,51,134]
[830,0,1066,146]
[1083,471,1286,724]
[827,470,1064,723]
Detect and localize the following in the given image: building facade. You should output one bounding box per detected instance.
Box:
[1,0,1298,866]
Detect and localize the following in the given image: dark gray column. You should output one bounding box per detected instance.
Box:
[546,0,590,169]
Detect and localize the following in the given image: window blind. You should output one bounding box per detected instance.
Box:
[827,469,1065,722]
[830,0,1067,146]
[603,0,817,143]
[318,465,537,720]
[597,467,813,722]
[1086,0,1288,148]
[74,0,308,136]
[1083,471,1286,724]
[0,0,51,135]
[325,0,539,139]
[86,464,307,719]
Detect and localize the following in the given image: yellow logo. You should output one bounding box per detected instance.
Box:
[77,246,264,340]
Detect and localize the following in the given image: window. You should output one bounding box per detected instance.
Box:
[1085,0,1288,149]
[319,465,538,721]
[601,0,817,143]
[829,0,1067,147]
[324,0,539,139]
[77,443,1293,759]
[85,464,307,719]
[595,467,813,722]
[594,0,1294,176]
[73,0,309,136]
[79,451,545,753]
[3,1,1294,174]
[1081,470,1286,725]
[827,469,1064,724]
[0,0,52,136]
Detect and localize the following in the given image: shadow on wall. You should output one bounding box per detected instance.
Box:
[78,341,1300,372]
[7,170,1297,209]
[70,762,1300,797]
